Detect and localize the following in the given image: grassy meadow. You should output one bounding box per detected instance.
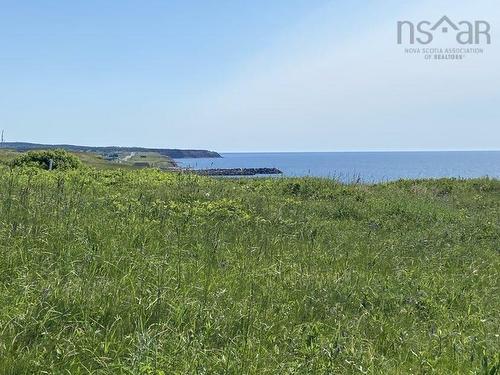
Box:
[0,165,498,374]
[0,149,176,171]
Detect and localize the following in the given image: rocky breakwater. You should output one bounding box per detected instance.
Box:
[195,168,282,176]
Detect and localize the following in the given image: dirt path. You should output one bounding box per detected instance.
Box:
[122,152,136,162]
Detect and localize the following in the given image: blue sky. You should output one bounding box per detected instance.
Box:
[1,0,499,151]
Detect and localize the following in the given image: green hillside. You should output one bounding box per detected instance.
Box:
[0,149,177,170]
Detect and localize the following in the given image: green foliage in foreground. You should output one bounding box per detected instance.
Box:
[0,168,498,374]
[10,149,82,171]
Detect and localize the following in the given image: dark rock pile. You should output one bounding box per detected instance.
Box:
[195,168,282,176]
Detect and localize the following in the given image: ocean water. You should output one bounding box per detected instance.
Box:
[175,151,500,183]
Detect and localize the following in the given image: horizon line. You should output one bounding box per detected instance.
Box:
[216,149,500,153]
[2,141,499,154]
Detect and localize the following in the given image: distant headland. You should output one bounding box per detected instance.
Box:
[2,142,221,159]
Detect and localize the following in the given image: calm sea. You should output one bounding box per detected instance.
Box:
[175,151,500,183]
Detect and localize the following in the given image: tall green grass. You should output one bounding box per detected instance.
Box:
[0,167,498,374]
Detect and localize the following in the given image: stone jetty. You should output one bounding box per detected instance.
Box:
[195,168,282,176]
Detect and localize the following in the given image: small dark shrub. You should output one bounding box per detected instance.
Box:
[10,150,83,171]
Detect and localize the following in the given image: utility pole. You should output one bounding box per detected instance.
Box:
[0,130,4,148]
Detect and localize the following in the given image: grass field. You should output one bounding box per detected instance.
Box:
[0,166,498,374]
[122,152,177,170]
[0,149,176,170]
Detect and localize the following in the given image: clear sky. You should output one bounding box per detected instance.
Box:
[1,0,499,151]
